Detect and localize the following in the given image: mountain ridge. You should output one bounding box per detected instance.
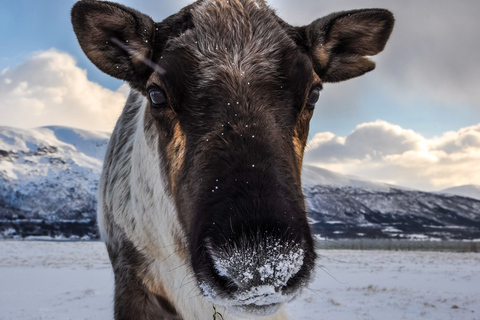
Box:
[439,185,480,201]
[0,126,479,240]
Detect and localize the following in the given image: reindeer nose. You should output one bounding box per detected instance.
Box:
[208,237,305,291]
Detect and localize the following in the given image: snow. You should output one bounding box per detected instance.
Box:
[302,165,397,192]
[0,241,112,320]
[41,126,110,160]
[303,182,480,240]
[0,126,109,163]
[289,250,480,320]
[1,241,479,320]
[204,239,305,316]
[440,185,480,201]
[1,125,478,241]
[0,126,109,225]
[209,239,304,289]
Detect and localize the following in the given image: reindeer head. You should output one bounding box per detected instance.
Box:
[72,0,393,317]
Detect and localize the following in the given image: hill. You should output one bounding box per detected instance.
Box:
[440,185,480,201]
[0,126,479,240]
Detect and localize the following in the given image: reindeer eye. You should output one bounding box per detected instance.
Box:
[306,87,321,109]
[149,88,167,106]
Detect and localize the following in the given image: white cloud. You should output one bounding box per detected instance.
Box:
[0,49,129,132]
[271,0,480,117]
[305,121,480,191]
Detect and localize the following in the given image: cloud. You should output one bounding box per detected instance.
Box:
[0,49,129,132]
[305,121,480,190]
[271,0,480,110]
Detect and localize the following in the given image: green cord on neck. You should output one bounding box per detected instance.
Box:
[213,304,224,320]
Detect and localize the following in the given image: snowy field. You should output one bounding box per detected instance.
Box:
[0,241,478,320]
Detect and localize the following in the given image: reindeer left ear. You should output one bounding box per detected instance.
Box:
[303,9,394,83]
[71,0,155,89]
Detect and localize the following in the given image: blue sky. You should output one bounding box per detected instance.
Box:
[0,0,479,190]
[1,0,479,137]
[0,0,121,91]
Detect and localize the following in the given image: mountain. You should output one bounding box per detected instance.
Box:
[303,165,480,240]
[0,126,479,240]
[439,185,480,201]
[0,126,110,239]
[302,165,399,192]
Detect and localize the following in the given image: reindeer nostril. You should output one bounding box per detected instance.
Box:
[206,236,306,294]
[212,272,240,294]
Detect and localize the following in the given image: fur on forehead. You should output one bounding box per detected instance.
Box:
[165,0,297,66]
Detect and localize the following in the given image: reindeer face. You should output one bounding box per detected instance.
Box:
[72,0,393,316]
[146,6,318,315]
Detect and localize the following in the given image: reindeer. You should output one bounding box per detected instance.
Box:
[71,0,393,319]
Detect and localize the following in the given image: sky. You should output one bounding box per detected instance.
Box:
[0,0,479,191]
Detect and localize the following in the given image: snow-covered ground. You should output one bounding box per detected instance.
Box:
[0,241,478,320]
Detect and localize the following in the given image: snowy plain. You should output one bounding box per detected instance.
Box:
[0,241,478,320]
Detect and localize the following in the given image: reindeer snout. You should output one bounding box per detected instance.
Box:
[208,237,305,291]
[200,235,311,317]
[191,169,316,316]
[191,196,317,317]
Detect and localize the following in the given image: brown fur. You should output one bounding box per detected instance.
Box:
[106,224,182,320]
[71,1,394,319]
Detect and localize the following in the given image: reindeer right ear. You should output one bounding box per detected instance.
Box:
[71,0,155,88]
[303,9,394,83]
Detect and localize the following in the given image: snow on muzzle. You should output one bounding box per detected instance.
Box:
[200,237,308,317]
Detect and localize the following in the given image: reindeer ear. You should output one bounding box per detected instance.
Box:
[304,9,394,83]
[71,0,155,87]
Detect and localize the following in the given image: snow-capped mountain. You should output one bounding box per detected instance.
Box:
[303,165,480,240]
[0,126,479,240]
[439,185,480,201]
[0,126,109,239]
[302,165,400,192]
